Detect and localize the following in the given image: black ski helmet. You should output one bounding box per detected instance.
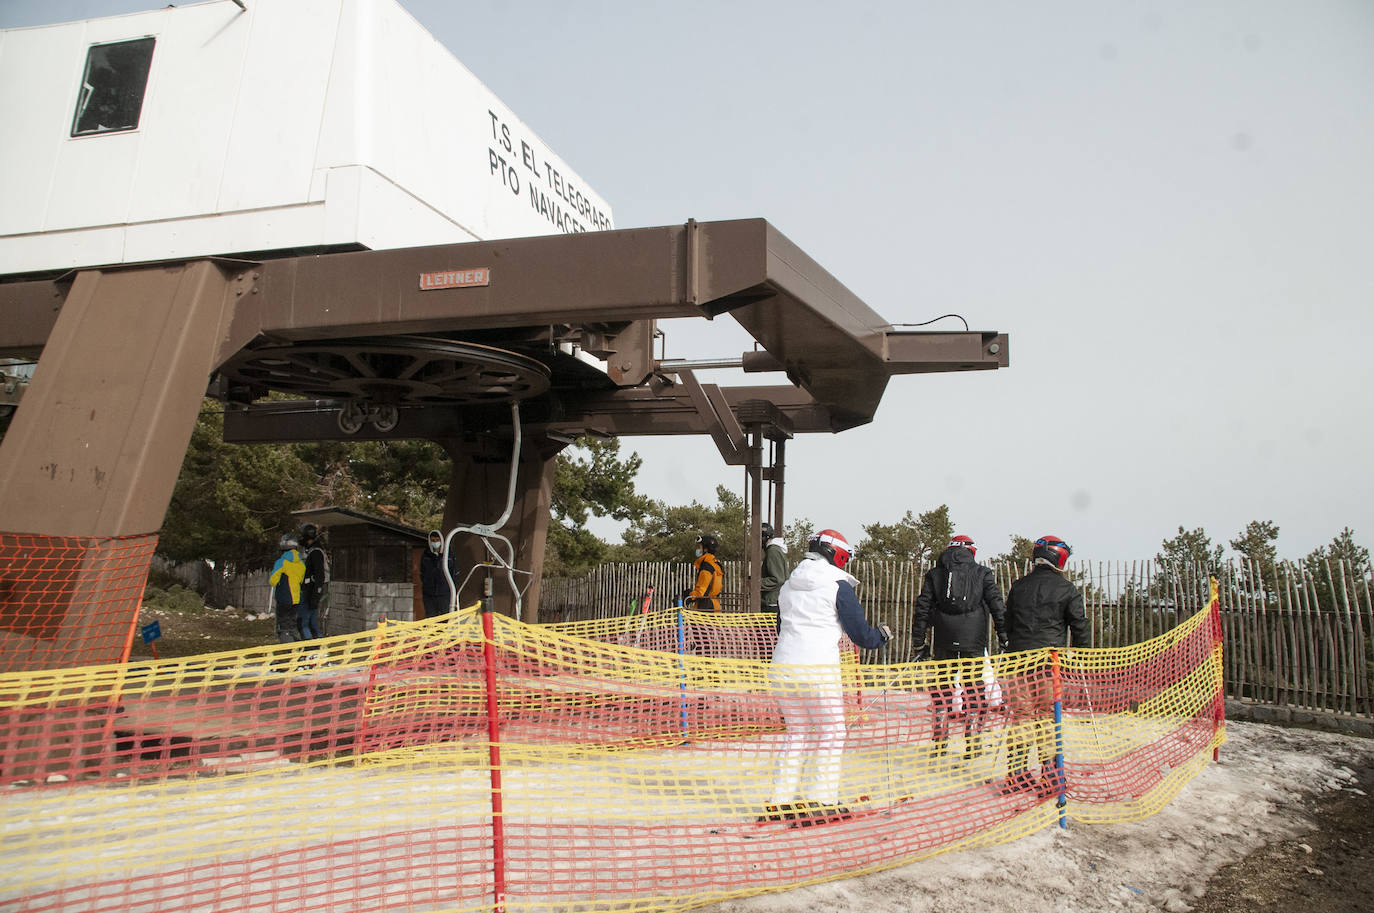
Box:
[696,533,719,554]
[300,523,319,543]
[760,521,775,543]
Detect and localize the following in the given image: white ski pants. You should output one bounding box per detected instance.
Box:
[768,663,846,806]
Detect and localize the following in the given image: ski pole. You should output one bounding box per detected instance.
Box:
[882,643,892,801]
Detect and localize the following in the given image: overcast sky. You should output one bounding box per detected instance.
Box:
[4,0,1371,563]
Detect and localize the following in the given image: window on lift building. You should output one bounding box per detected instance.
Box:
[71,37,155,137]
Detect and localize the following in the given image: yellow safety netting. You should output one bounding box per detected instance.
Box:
[0,592,1224,913]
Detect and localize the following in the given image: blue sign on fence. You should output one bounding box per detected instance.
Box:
[141,621,162,643]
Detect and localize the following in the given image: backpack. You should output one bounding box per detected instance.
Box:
[936,566,978,615]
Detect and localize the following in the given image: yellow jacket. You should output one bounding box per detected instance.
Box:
[687,552,723,612]
[269,548,306,604]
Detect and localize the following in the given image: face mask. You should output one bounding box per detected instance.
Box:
[429,540,442,554]
[695,548,703,558]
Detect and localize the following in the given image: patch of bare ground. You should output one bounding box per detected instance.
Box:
[1189,761,1374,913]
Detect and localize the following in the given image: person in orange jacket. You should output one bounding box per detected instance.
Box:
[685,533,724,612]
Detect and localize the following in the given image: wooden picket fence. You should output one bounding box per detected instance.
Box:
[540,557,1374,719]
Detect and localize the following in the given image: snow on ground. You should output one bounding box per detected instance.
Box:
[707,721,1374,913]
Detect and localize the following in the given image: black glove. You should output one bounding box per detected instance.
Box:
[998,635,1010,653]
[877,622,892,644]
[911,644,931,663]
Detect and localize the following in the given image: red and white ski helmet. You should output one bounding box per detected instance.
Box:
[948,534,976,559]
[1033,535,1072,571]
[808,529,853,570]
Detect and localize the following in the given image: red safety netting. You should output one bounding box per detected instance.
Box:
[0,532,156,674]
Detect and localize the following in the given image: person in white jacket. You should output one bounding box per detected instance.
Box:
[764,529,891,823]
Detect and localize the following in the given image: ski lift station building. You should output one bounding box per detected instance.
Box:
[0,0,611,276]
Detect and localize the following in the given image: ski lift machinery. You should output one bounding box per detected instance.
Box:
[0,218,1008,633]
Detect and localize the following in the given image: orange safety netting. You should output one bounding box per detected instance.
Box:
[0,532,157,674]
[1,588,1224,913]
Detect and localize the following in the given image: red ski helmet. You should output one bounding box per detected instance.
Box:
[1033,535,1072,571]
[948,534,976,559]
[808,529,853,570]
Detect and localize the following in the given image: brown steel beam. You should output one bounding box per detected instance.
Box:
[212,225,719,385]
[1,220,1007,432]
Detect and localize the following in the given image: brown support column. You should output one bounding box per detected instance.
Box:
[772,437,786,534]
[440,440,555,622]
[0,263,237,535]
[746,428,764,613]
[410,546,424,621]
[0,261,238,671]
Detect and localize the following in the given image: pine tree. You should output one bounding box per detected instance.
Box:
[160,400,317,574]
[1229,520,1280,602]
[1153,525,1222,605]
[783,516,815,561]
[991,535,1036,570]
[855,505,953,565]
[618,484,747,563]
[544,437,651,575]
[1301,527,1372,613]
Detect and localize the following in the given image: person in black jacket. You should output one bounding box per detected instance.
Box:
[910,535,1008,761]
[419,530,459,617]
[298,523,328,639]
[1001,534,1089,796]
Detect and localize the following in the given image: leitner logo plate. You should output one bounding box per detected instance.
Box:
[419,268,490,291]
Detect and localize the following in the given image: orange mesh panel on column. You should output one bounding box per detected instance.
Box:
[0,532,156,673]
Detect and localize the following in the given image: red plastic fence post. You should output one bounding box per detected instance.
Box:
[117,575,145,665]
[354,617,393,755]
[480,588,508,913]
[1210,576,1224,761]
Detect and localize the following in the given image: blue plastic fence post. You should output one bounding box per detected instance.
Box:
[677,607,689,740]
[1052,648,1068,829]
